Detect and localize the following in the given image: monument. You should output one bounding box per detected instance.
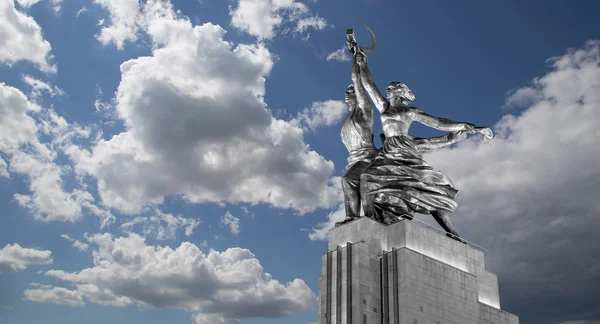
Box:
[318,23,519,324]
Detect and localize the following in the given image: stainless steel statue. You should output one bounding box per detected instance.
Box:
[338,24,493,243]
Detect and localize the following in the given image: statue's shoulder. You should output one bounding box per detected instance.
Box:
[403,106,422,114]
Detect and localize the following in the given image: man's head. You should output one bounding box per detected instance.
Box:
[386,81,416,106]
[345,84,357,107]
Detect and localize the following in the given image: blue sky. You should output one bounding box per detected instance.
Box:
[1,0,599,323]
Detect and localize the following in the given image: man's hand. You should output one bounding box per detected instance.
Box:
[347,39,357,54]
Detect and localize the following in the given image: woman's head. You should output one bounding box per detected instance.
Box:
[345,84,357,107]
[386,81,416,105]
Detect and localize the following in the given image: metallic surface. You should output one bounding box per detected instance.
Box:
[338,23,494,242]
[340,39,377,221]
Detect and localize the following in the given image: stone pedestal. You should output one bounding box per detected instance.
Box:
[318,217,519,324]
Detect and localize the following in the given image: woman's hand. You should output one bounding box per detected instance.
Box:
[355,51,367,66]
[477,127,494,144]
[463,123,477,133]
[448,130,468,142]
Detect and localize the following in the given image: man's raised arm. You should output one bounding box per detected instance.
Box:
[351,53,372,118]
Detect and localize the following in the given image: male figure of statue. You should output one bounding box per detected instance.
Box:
[352,49,493,242]
[338,45,378,224]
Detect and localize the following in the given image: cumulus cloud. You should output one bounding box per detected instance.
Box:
[64,0,340,216]
[0,82,114,227]
[326,47,350,62]
[0,82,40,152]
[294,100,347,131]
[121,209,200,240]
[0,0,56,72]
[220,211,240,235]
[24,286,84,307]
[502,85,543,109]
[93,0,141,49]
[307,202,344,241]
[0,243,52,273]
[44,232,316,321]
[229,0,328,40]
[60,234,89,251]
[15,0,62,13]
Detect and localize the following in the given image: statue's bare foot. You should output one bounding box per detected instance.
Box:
[446,233,467,244]
[399,213,413,220]
[335,217,360,227]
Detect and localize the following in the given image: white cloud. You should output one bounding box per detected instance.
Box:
[413,40,600,320]
[75,284,132,307]
[24,286,84,307]
[241,206,255,218]
[0,82,114,227]
[60,234,89,251]
[121,209,200,240]
[0,155,9,178]
[0,0,56,72]
[64,1,340,216]
[502,85,542,109]
[75,6,87,18]
[44,233,316,321]
[22,75,65,99]
[294,16,327,34]
[193,313,240,324]
[200,240,208,248]
[0,82,41,154]
[220,211,240,235]
[294,100,347,131]
[326,47,350,62]
[0,243,52,273]
[15,0,61,13]
[28,282,52,289]
[229,0,328,40]
[10,137,95,223]
[94,0,141,49]
[307,201,344,241]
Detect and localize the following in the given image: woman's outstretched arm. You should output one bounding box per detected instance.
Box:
[406,107,476,132]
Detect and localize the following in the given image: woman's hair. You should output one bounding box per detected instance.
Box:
[387,81,416,103]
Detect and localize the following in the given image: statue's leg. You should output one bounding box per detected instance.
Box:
[430,210,466,243]
[342,162,367,219]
